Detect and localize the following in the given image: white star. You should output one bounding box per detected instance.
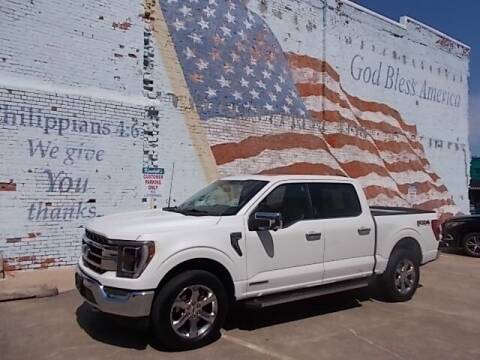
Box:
[206,88,217,98]
[238,29,246,40]
[203,7,216,18]
[231,52,240,62]
[217,75,230,88]
[244,19,252,30]
[179,5,192,17]
[274,83,282,93]
[256,80,266,89]
[266,62,274,70]
[208,0,217,5]
[228,2,236,10]
[198,18,209,30]
[196,58,209,70]
[269,93,277,102]
[249,89,259,99]
[282,105,291,113]
[244,65,254,76]
[232,90,243,100]
[188,33,202,44]
[285,97,293,105]
[172,19,185,31]
[279,75,286,84]
[262,70,271,79]
[183,47,196,59]
[220,25,231,37]
[299,109,306,116]
[225,11,235,23]
[240,78,249,87]
[264,103,273,111]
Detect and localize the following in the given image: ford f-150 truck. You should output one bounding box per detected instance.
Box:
[76,175,441,350]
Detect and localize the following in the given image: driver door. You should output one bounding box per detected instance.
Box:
[244,182,325,295]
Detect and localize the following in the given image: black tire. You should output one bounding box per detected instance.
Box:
[462,232,480,258]
[150,270,229,351]
[378,249,420,302]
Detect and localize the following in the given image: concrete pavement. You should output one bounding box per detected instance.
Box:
[0,266,75,301]
[0,253,479,360]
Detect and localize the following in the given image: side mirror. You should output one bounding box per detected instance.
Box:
[250,212,283,231]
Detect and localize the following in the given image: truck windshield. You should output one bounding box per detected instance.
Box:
[166,180,268,216]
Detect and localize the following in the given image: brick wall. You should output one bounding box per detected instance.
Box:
[0,0,470,270]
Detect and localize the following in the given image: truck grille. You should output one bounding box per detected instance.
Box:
[82,230,118,274]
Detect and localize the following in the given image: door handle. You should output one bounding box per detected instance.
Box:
[306,232,322,241]
[358,227,371,236]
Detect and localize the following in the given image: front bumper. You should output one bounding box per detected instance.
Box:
[439,233,457,248]
[75,268,154,317]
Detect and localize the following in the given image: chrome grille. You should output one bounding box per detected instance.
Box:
[82,230,118,274]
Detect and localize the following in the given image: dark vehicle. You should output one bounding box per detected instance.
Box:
[441,215,480,257]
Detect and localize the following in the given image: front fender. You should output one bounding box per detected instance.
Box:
[149,246,241,289]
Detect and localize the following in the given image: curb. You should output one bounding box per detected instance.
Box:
[0,286,59,302]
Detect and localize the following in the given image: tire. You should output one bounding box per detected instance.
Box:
[378,249,420,302]
[150,270,229,351]
[463,233,480,258]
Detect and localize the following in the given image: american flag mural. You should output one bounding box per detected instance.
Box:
[159,0,460,219]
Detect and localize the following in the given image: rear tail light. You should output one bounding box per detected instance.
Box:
[431,219,441,241]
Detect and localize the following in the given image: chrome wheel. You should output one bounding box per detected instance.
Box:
[170,285,218,340]
[394,259,416,295]
[465,234,480,257]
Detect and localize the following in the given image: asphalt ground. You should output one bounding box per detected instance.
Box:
[1,252,479,360]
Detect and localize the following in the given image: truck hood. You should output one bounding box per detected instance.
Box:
[86,209,220,240]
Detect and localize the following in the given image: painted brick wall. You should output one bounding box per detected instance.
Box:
[0,0,471,270]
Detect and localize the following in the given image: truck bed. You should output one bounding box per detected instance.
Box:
[370,206,435,217]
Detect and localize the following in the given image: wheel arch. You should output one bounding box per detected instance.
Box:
[390,237,423,265]
[156,257,236,303]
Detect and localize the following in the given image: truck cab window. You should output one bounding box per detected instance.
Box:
[309,183,361,219]
[256,183,311,227]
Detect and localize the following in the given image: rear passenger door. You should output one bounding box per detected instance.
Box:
[308,182,375,283]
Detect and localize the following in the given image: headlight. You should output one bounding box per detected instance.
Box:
[117,242,155,279]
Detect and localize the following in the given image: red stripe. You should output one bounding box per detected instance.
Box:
[211,133,330,166]
[259,162,344,176]
[363,185,403,200]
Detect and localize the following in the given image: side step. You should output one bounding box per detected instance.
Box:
[244,277,371,309]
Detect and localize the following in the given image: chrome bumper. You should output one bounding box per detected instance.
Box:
[75,268,154,317]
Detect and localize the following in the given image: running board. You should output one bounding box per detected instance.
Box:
[244,277,371,309]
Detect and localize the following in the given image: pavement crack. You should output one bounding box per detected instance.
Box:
[347,328,406,360]
[223,334,298,360]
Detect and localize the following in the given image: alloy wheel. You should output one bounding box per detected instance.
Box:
[394,259,416,295]
[170,285,218,339]
[465,234,480,256]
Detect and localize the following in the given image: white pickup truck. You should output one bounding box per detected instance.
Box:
[76,175,440,350]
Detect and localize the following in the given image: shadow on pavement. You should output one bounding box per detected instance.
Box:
[76,302,151,350]
[75,287,382,350]
[439,248,470,257]
[225,288,372,331]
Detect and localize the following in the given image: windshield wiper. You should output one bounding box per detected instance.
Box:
[178,208,211,216]
[163,207,210,216]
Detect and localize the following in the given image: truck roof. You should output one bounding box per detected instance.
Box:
[222,174,352,182]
